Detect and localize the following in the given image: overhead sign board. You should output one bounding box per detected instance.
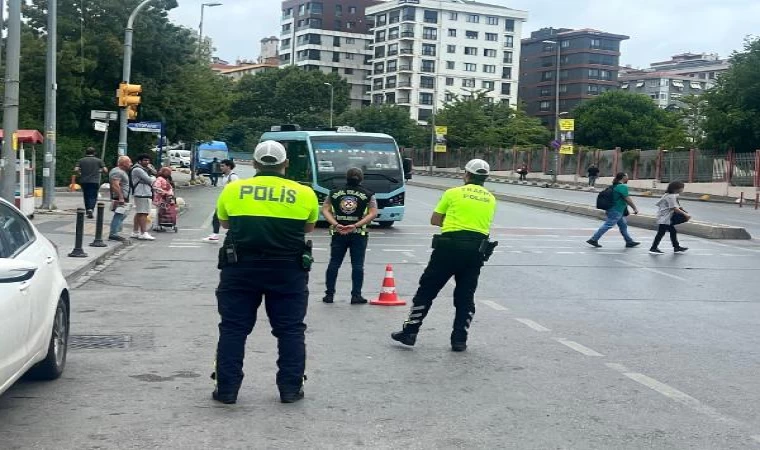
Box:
[127,121,162,134]
[91,110,119,121]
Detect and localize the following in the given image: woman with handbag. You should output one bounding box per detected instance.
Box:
[650,181,690,254]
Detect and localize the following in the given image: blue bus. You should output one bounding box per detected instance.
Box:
[259,126,412,228]
[195,141,229,175]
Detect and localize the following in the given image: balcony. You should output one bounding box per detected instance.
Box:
[420,83,434,90]
[385,82,397,89]
[398,65,413,72]
[397,97,411,104]
[388,49,399,56]
[421,50,436,57]
[400,31,415,39]
[401,15,416,22]
[400,48,414,55]
[397,81,413,89]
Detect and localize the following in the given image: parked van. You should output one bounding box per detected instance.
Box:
[168,150,191,168]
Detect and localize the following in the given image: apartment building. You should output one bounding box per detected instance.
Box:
[619,71,708,109]
[519,27,629,128]
[649,52,729,88]
[366,0,528,123]
[279,0,380,108]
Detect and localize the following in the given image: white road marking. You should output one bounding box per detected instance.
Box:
[618,372,745,428]
[615,259,687,281]
[169,245,202,249]
[402,251,415,258]
[605,363,630,372]
[554,338,604,357]
[751,436,760,444]
[513,318,551,332]
[480,300,508,311]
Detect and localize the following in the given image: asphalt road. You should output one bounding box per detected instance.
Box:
[415,175,760,239]
[2,172,760,449]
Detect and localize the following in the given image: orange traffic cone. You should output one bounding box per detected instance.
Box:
[371,264,406,306]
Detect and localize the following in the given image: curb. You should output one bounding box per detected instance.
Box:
[409,180,752,240]
[64,241,128,283]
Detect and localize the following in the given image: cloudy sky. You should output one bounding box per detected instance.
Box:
[169,0,758,67]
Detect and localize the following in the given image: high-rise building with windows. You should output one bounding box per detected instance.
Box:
[519,28,629,128]
[366,0,528,123]
[279,1,380,108]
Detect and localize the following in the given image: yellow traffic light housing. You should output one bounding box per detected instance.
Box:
[127,105,139,120]
[117,82,142,108]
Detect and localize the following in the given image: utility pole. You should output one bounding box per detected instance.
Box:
[542,39,562,185]
[118,0,155,157]
[0,0,21,203]
[198,3,223,62]
[41,0,58,210]
[324,82,334,127]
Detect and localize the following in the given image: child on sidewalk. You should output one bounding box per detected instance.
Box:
[650,181,691,254]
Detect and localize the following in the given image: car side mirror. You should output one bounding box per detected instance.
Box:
[402,158,413,180]
[0,260,38,284]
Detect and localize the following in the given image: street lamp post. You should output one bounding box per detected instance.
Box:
[543,39,562,185]
[0,0,21,203]
[324,82,334,128]
[198,3,223,62]
[118,0,156,157]
[41,0,58,210]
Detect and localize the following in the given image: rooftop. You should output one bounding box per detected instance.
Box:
[523,27,630,43]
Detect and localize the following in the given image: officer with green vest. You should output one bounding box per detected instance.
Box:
[212,140,319,405]
[392,159,497,352]
[322,168,378,305]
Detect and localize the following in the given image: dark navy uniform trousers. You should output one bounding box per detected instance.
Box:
[215,259,308,395]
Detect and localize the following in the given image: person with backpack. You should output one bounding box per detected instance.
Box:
[203,159,240,243]
[587,172,640,248]
[649,181,690,254]
[209,158,222,187]
[130,154,157,241]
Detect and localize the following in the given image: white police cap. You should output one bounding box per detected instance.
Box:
[464,159,490,176]
[254,141,288,166]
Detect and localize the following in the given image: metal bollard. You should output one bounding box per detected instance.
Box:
[756,193,759,211]
[90,202,107,248]
[68,208,89,258]
[739,192,744,208]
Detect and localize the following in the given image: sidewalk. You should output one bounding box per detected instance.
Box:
[35,168,200,282]
[416,167,760,204]
[410,174,757,239]
[34,193,126,282]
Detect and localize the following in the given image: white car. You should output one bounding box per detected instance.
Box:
[167,150,192,168]
[0,198,70,396]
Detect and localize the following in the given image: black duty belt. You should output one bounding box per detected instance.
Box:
[236,253,299,263]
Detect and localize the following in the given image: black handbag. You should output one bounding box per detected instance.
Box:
[671,211,689,225]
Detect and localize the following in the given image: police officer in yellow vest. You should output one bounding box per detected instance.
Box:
[212,141,319,404]
[322,168,378,305]
[392,159,497,352]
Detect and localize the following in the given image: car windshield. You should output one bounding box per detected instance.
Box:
[199,150,227,160]
[311,136,401,184]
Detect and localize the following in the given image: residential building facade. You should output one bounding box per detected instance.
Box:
[279,0,380,108]
[619,71,708,109]
[259,36,281,65]
[218,63,280,82]
[649,52,729,88]
[366,0,528,123]
[519,27,629,128]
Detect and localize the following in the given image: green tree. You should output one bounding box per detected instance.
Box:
[15,0,230,184]
[702,37,760,151]
[434,93,551,148]
[573,90,684,149]
[337,105,427,147]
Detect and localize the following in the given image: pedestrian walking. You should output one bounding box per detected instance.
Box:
[212,141,319,405]
[131,154,157,241]
[391,159,498,352]
[587,172,641,248]
[74,147,107,218]
[517,163,529,181]
[152,167,175,206]
[203,159,240,243]
[587,164,600,187]
[650,181,690,254]
[108,156,132,242]
[322,168,378,305]
[209,158,222,187]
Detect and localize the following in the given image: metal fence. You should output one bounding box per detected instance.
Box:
[404,147,760,187]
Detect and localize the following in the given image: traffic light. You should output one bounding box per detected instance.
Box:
[117,82,142,120]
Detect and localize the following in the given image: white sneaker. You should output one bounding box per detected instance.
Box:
[202,234,220,243]
[139,232,156,241]
[130,232,141,239]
